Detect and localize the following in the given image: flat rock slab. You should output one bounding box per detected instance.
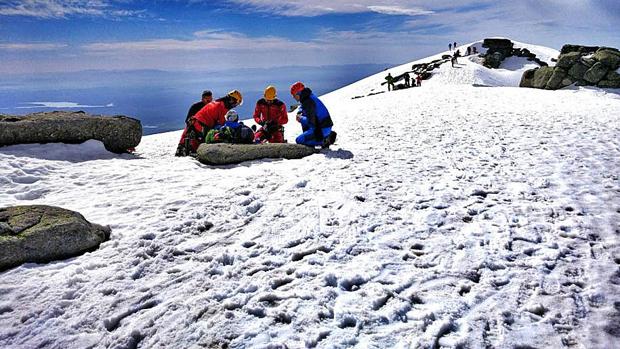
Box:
[0,205,111,271]
[0,111,142,153]
[196,143,318,165]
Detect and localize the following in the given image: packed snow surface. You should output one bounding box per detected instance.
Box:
[1,41,620,349]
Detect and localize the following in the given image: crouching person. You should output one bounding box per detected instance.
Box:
[253,85,288,143]
[176,90,242,156]
[290,81,337,148]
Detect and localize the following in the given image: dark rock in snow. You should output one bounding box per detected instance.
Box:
[567,62,589,80]
[556,52,582,69]
[584,62,610,84]
[593,48,620,69]
[0,205,111,271]
[0,111,142,153]
[196,143,317,165]
[560,44,600,55]
[546,68,568,89]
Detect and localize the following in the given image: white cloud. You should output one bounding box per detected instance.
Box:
[367,5,434,16]
[227,0,436,17]
[0,43,68,51]
[0,0,144,19]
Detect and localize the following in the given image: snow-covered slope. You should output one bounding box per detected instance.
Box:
[338,39,559,99]
[1,41,620,349]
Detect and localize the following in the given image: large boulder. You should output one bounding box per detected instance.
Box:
[593,49,620,69]
[0,205,111,271]
[0,111,142,153]
[556,52,582,69]
[567,62,589,80]
[560,44,599,55]
[519,68,537,88]
[584,62,610,84]
[546,68,569,90]
[197,143,318,165]
[531,67,555,89]
[597,70,620,88]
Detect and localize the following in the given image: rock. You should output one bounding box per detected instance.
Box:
[597,70,620,88]
[593,49,620,69]
[556,52,582,69]
[482,38,514,50]
[584,62,610,84]
[546,68,568,89]
[519,68,537,88]
[597,80,620,88]
[484,52,505,69]
[0,111,142,153]
[560,44,599,55]
[441,55,451,59]
[196,143,318,165]
[561,78,575,87]
[0,205,111,271]
[531,66,555,89]
[567,62,589,80]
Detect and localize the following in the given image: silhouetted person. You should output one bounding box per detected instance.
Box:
[385,73,395,91]
[404,72,411,87]
[449,43,452,51]
[473,47,478,54]
[453,41,457,50]
[416,74,422,87]
[467,47,471,56]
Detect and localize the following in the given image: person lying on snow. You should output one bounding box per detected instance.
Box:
[204,109,254,144]
[253,85,288,144]
[175,90,243,156]
[290,81,337,148]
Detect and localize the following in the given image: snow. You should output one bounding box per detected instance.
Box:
[1,40,620,348]
[346,39,559,96]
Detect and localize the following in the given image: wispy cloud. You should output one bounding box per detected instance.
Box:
[82,31,319,53]
[0,0,145,19]
[0,43,68,51]
[227,0,436,17]
[367,5,434,16]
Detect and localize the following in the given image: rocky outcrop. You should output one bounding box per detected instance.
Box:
[481,38,548,69]
[197,143,317,165]
[521,44,620,89]
[0,111,142,153]
[0,205,111,271]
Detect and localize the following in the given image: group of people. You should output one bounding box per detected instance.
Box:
[175,82,337,156]
[384,72,422,91]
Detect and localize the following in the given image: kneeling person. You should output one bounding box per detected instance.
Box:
[290,81,337,148]
[253,85,288,143]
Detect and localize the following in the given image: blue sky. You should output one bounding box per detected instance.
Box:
[1,0,619,74]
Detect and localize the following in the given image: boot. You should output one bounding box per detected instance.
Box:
[321,131,337,149]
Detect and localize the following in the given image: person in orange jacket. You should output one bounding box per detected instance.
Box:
[176,90,243,156]
[253,85,288,143]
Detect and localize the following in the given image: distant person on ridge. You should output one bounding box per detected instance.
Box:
[473,47,478,54]
[253,85,288,144]
[466,47,472,56]
[290,81,337,148]
[184,90,212,124]
[404,72,411,87]
[453,41,457,50]
[449,43,452,51]
[175,90,243,156]
[416,74,422,87]
[385,73,395,91]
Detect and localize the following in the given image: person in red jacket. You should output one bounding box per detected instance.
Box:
[176,90,243,156]
[253,85,288,143]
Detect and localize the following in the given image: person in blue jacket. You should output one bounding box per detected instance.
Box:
[290,81,337,148]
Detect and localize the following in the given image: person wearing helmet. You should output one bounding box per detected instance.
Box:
[176,89,243,156]
[253,85,288,143]
[290,81,337,148]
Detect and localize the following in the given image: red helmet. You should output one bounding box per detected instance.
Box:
[290,81,305,96]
